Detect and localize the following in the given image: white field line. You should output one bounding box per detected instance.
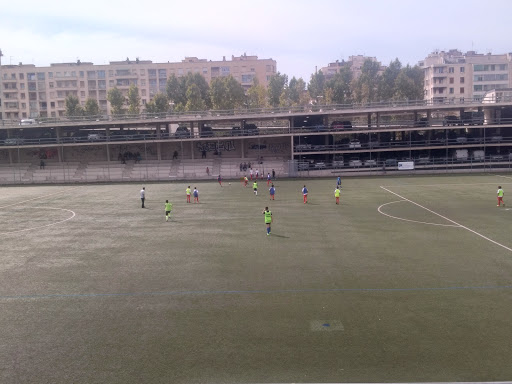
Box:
[0,187,79,209]
[495,174,512,180]
[380,182,512,188]
[0,207,76,235]
[380,186,512,253]
[378,200,459,227]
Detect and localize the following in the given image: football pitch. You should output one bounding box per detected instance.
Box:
[1,174,512,383]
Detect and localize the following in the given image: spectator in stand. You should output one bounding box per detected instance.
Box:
[240,163,243,172]
[202,150,207,159]
[248,162,251,169]
[272,169,276,180]
[206,166,210,176]
[250,169,253,180]
[40,160,45,169]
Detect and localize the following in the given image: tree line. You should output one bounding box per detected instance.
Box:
[65,58,424,117]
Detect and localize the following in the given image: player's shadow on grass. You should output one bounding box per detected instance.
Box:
[270,233,289,239]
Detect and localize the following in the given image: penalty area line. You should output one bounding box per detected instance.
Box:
[380,186,512,253]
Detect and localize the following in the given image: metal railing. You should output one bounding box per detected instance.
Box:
[2,95,512,128]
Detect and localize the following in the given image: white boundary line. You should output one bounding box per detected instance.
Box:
[377,200,459,227]
[380,182,512,188]
[380,186,512,253]
[0,187,79,209]
[0,187,79,235]
[495,174,512,180]
[0,206,76,235]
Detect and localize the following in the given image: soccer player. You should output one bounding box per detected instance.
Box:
[334,186,341,205]
[497,186,505,206]
[164,200,173,222]
[218,174,222,187]
[193,187,199,203]
[244,176,249,187]
[269,184,275,200]
[267,173,271,186]
[186,186,191,203]
[250,169,253,180]
[302,185,308,204]
[140,187,146,208]
[253,181,258,195]
[262,206,273,235]
[337,176,341,188]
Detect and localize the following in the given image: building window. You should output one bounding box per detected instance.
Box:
[80,71,84,78]
[19,73,24,80]
[460,67,465,73]
[449,78,454,84]
[449,88,454,94]
[97,70,106,79]
[49,82,54,88]
[202,68,208,74]
[460,77,464,84]
[449,67,454,73]
[141,79,146,86]
[48,72,52,79]
[460,87,464,93]
[109,70,114,77]
[241,74,254,83]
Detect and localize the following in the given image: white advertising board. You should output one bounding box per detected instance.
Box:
[398,161,415,170]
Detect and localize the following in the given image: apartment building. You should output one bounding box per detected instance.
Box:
[0,53,277,119]
[319,55,385,81]
[419,49,512,103]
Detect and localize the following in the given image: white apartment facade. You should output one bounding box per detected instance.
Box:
[320,55,385,81]
[0,54,277,119]
[419,49,512,103]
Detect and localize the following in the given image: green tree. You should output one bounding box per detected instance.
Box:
[127,84,141,115]
[325,67,353,104]
[166,72,211,111]
[185,84,206,111]
[166,74,186,109]
[145,92,169,114]
[246,78,267,109]
[210,75,246,110]
[352,59,381,103]
[377,58,402,101]
[83,98,100,117]
[267,72,288,107]
[393,65,424,101]
[65,94,83,118]
[107,87,125,115]
[308,70,326,101]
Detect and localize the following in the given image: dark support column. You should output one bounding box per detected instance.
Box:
[367,113,372,128]
[241,138,245,159]
[190,142,194,160]
[56,127,62,162]
[156,124,161,160]
[376,112,380,128]
[105,127,110,162]
[427,110,432,125]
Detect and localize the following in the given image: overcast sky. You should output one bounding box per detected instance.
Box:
[1,0,511,81]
